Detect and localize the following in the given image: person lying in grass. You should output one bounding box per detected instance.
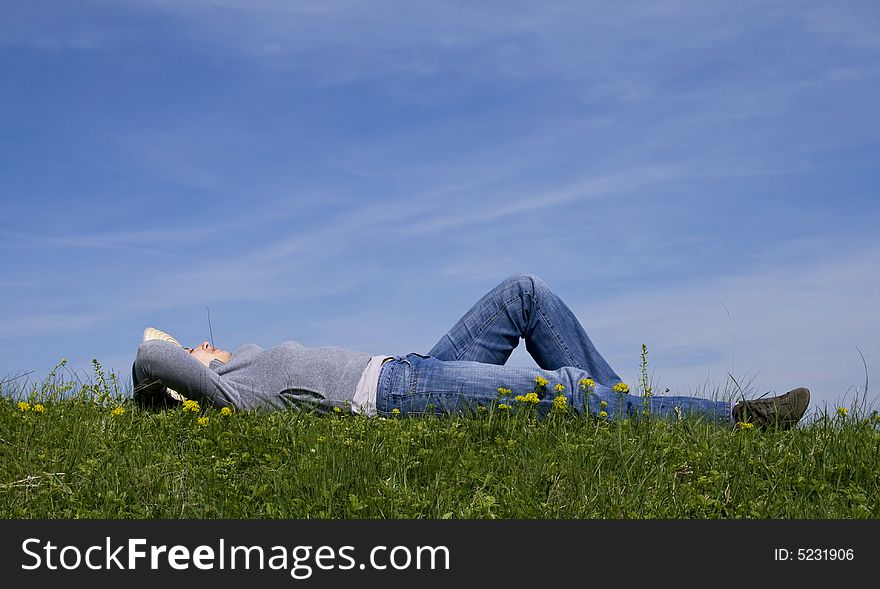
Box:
[132,273,809,429]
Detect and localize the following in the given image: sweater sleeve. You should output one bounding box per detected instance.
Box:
[132,339,242,408]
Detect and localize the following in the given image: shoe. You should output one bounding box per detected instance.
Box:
[731,387,810,430]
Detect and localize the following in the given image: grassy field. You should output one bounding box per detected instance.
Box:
[2,360,879,519]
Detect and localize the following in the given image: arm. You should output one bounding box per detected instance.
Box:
[132,339,242,408]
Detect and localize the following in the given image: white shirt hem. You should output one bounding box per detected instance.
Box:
[351,355,393,417]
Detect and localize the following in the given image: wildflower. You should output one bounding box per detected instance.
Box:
[497,403,511,411]
[515,392,540,404]
[17,401,31,412]
[391,408,401,416]
[182,399,200,412]
[110,406,125,416]
[535,376,549,387]
[598,411,608,419]
[837,407,849,417]
[220,407,233,416]
[612,382,630,394]
[497,388,512,396]
[600,400,608,408]
[553,395,568,412]
[33,404,46,413]
[579,378,595,390]
[197,416,209,427]
[317,435,327,443]
[735,422,755,430]
[554,383,565,393]
[333,406,342,414]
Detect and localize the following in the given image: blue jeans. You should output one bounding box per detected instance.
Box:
[375,274,732,425]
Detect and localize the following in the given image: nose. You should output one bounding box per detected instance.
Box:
[200,341,212,351]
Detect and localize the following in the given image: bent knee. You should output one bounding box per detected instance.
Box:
[502,272,548,293]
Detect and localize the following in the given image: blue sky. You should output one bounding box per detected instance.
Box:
[1,0,878,414]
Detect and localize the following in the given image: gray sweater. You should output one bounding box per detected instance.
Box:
[132,339,372,412]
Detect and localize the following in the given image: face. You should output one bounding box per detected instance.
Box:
[189,341,232,367]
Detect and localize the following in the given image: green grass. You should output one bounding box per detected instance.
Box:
[2,362,879,519]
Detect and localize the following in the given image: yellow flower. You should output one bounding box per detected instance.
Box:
[316,435,326,443]
[497,403,511,411]
[598,410,608,419]
[182,399,200,412]
[32,404,46,413]
[600,400,608,408]
[554,383,565,393]
[333,406,342,413]
[535,376,549,387]
[612,382,630,394]
[735,422,755,430]
[17,401,31,412]
[515,392,540,404]
[553,395,568,412]
[110,406,125,416]
[220,407,233,416]
[579,378,595,390]
[391,408,401,415]
[196,416,209,427]
[837,407,849,417]
[497,388,512,396]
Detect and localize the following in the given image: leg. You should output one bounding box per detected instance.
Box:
[375,354,731,426]
[428,273,622,387]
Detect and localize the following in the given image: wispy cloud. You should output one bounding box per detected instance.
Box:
[398,164,695,235]
[0,311,106,339]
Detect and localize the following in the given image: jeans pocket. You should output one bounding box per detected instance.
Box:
[400,353,433,393]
